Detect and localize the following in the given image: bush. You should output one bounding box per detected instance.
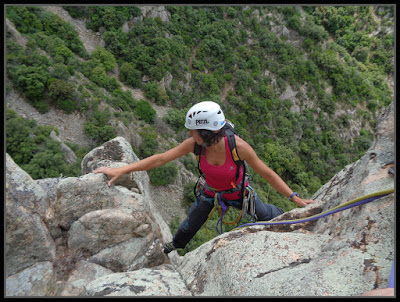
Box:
[143,82,169,105]
[138,127,158,158]
[50,63,70,80]
[6,108,84,179]
[20,139,66,179]
[134,100,156,124]
[83,109,117,144]
[149,161,178,186]
[162,108,186,132]
[119,62,141,88]
[47,79,77,113]
[14,65,49,102]
[91,47,117,72]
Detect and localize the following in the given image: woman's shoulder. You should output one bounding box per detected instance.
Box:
[234,136,256,160]
[234,135,247,147]
[181,137,196,153]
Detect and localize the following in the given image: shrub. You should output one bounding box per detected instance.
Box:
[162,108,186,132]
[134,100,156,124]
[119,62,141,88]
[47,79,77,113]
[83,110,116,144]
[91,47,117,72]
[138,127,158,158]
[6,108,84,179]
[14,65,49,102]
[149,161,178,186]
[181,154,198,174]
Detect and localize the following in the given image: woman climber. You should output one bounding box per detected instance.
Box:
[94,101,315,253]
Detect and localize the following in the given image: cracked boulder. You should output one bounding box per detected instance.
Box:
[68,208,168,272]
[81,136,143,191]
[84,265,191,296]
[5,153,56,278]
[52,173,147,230]
[178,230,335,296]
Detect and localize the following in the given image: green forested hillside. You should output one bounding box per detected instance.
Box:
[5,6,394,251]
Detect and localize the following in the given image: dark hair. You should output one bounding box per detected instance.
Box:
[197,124,228,146]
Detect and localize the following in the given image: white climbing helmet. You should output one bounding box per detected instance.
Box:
[185,101,226,131]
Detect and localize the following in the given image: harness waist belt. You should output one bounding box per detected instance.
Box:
[204,180,245,195]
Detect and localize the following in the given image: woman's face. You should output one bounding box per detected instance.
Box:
[189,129,204,145]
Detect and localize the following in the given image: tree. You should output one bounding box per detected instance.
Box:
[149,161,178,186]
[91,47,117,72]
[89,65,107,86]
[15,65,48,103]
[83,110,116,144]
[119,62,141,88]
[134,100,156,123]
[47,79,77,113]
[6,108,38,165]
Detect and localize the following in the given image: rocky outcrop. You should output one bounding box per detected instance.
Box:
[5,154,56,276]
[140,6,171,22]
[5,103,394,297]
[84,265,191,296]
[5,137,171,296]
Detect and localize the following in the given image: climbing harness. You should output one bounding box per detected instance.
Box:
[198,178,260,236]
[233,188,394,231]
[195,177,255,236]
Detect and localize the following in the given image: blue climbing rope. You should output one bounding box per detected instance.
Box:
[234,188,394,231]
[388,260,395,288]
[216,194,228,235]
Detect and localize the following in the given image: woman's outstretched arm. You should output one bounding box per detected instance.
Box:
[94,137,195,186]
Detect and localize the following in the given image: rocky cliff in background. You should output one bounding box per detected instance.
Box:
[5,103,394,296]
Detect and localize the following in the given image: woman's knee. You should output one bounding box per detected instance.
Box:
[254,193,284,221]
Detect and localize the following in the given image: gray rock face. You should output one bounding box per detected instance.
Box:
[81,136,136,174]
[140,6,171,22]
[5,156,57,295]
[60,260,114,296]
[5,154,56,277]
[6,153,47,217]
[5,102,394,297]
[53,173,146,230]
[68,209,151,253]
[81,136,142,191]
[5,136,170,296]
[178,231,333,296]
[84,265,191,296]
[6,262,56,296]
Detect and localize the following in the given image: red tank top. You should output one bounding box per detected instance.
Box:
[200,136,246,200]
